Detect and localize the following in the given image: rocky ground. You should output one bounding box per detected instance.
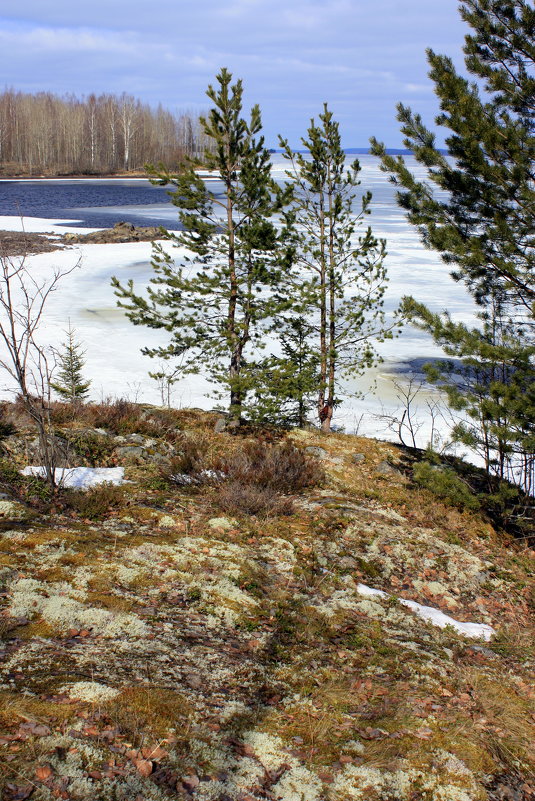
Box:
[0,405,533,801]
[0,222,165,258]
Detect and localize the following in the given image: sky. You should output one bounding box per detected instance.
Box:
[0,0,467,148]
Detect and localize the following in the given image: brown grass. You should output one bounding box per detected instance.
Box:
[107,687,192,747]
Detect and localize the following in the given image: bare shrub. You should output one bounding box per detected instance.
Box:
[84,398,142,434]
[0,247,80,489]
[217,481,295,517]
[223,439,323,492]
[60,483,125,519]
[161,433,218,487]
[49,398,184,440]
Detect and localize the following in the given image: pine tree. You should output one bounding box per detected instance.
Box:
[112,68,288,422]
[371,0,534,492]
[249,317,319,428]
[51,323,91,403]
[280,106,395,433]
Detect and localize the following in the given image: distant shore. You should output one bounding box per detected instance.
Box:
[0,171,149,180]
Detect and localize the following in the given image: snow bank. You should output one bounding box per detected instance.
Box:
[0,214,101,235]
[357,583,494,641]
[21,466,125,490]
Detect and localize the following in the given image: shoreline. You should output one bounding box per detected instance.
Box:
[0,172,149,181]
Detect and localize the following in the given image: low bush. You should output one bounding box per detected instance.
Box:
[217,481,295,517]
[413,461,481,511]
[223,440,323,492]
[0,403,16,440]
[60,483,125,519]
[67,431,115,466]
[212,439,322,517]
[161,433,218,488]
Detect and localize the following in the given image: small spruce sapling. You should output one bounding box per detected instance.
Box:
[51,323,91,403]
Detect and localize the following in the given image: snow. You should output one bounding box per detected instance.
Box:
[21,466,125,489]
[357,583,495,641]
[0,214,102,235]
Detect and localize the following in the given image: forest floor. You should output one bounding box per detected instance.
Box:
[0,404,533,801]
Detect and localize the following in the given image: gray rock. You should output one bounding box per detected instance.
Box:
[375,460,403,477]
[469,644,497,659]
[214,417,227,434]
[115,445,145,458]
[305,446,329,459]
[351,452,366,464]
[127,434,145,445]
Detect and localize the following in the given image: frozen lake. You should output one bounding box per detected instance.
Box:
[0,155,478,450]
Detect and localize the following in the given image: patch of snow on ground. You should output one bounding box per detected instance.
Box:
[21,466,125,489]
[357,583,494,641]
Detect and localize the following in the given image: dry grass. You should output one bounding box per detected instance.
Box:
[107,687,192,747]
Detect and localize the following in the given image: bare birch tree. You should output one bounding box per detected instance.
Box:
[0,241,79,489]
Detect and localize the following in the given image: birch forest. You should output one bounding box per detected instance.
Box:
[0,90,208,175]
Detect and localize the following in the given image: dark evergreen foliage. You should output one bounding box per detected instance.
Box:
[371,0,535,493]
[281,106,396,432]
[112,69,289,421]
[51,324,91,402]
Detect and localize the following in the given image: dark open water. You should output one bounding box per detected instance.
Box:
[0,179,185,229]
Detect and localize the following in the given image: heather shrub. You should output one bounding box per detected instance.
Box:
[223,440,323,492]
[84,398,143,434]
[0,402,16,440]
[60,483,125,519]
[67,431,115,466]
[161,433,220,488]
[217,481,295,517]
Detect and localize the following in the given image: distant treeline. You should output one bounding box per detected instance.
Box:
[0,90,210,176]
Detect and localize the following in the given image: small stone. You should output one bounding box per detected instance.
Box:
[305,446,329,459]
[375,460,403,477]
[115,446,145,458]
[351,452,365,463]
[185,673,202,689]
[214,418,227,433]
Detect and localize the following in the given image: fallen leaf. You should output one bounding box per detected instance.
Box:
[413,728,433,739]
[134,758,153,777]
[141,745,168,761]
[35,764,52,781]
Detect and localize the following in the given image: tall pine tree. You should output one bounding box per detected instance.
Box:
[371,0,534,492]
[112,69,288,421]
[280,106,394,433]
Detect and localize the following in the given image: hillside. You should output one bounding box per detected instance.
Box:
[0,404,533,801]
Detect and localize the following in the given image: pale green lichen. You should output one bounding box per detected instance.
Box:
[158,514,177,528]
[7,577,146,638]
[60,681,120,702]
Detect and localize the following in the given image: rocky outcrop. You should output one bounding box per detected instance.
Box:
[63,221,163,245]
